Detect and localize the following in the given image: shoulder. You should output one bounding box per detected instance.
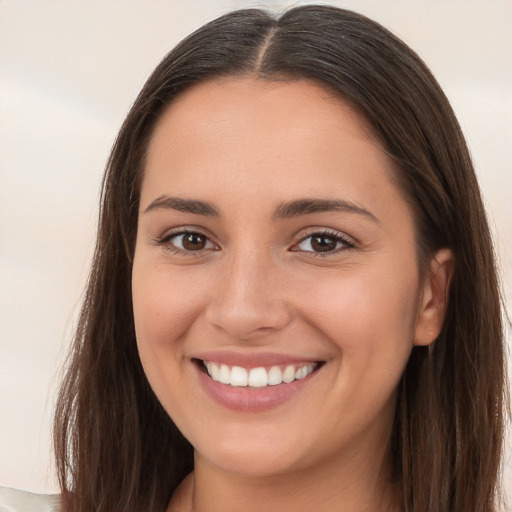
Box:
[0,487,60,512]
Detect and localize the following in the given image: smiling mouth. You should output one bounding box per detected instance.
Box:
[195,359,323,388]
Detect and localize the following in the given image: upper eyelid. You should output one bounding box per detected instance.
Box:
[159,226,216,242]
[293,227,355,245]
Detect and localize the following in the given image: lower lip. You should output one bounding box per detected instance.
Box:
[195,363,319,412]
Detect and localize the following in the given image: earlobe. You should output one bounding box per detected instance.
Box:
[413,248,455,347]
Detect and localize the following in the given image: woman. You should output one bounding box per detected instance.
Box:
[3,5,506,512]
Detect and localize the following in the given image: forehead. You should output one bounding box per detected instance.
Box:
[148,77,380,160]
[141,77,407,224]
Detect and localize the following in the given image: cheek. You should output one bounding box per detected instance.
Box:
[296,271,418,439]
[133,265,208,344]
[131,264,211,405]
[297,262,419,380]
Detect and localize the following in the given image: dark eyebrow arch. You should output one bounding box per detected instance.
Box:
[143,195,220,217]
[272,198,379,222]
[143,195,377,222]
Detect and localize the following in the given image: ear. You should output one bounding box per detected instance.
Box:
[413,248,455,346]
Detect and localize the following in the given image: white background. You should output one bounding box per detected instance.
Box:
[1,0,511,501]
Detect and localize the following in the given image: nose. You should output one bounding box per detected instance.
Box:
[204,251,292,341]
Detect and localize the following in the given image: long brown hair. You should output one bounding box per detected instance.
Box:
[54,6,507,511]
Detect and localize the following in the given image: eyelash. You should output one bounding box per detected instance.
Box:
[154,228,356,257]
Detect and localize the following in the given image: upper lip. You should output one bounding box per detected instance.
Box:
[192,350,322,369]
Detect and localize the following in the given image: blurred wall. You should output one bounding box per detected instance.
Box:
[1,0,511,498]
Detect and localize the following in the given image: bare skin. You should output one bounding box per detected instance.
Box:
[133,77,453,512]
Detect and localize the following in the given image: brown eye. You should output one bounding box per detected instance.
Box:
[293,230,355,255]
[182,233,207,251]
[160,230,216,253]
[310,235,338,252]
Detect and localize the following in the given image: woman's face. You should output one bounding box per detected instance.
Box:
[132,78,443,479]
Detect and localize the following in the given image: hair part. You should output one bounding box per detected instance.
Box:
[54,6,506,512]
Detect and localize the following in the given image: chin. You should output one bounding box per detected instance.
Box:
[203,449,299,478]
[193,428,307,478]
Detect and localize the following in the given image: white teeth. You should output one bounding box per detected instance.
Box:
[248,367,268,387]
[209,362,220,381]
[282,365,296,383]
[267,366,283,386]
[203,361,318,388]
[218,364,231,384]
[230,366,248,387]
[295,366,307,380]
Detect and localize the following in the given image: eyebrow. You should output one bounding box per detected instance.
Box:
[143,195,378,223]
[143,195,220,216]
[272,198,379,223]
